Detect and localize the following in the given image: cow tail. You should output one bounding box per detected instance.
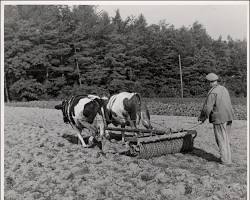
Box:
[68,96,77,126]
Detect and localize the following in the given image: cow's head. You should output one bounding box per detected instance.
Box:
[141,103,153,130]
[55,99,70,123]
[133,93,153,130]
[100,96,109,106]
[99,96,111,121]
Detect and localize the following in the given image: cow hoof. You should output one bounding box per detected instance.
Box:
[105,132,110,140]
[121,141,129,147]
[82,144,95,148]
[87,136,95,147]
[125,142,130,149]
[98,151,106,158]
[88,141,94,147]
[81,141,93,148]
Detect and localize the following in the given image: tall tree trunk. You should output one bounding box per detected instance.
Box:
[74,48,82,86]
[76,60,82,86]
[4,73,10,102]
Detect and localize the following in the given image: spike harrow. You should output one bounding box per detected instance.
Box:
[105,127,197,159]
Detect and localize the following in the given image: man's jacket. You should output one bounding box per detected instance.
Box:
[200,84,234,124]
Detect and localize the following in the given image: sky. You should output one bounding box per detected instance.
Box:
[97,4,248,40]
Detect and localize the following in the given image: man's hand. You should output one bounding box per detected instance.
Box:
[198,111,206,123]
[198,116,206,123]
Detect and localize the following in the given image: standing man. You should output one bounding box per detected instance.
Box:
[198,73,234,165]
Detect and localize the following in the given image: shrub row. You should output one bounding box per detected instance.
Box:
[5,98,247,120]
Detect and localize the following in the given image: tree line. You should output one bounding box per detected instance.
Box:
[4,5,247,101]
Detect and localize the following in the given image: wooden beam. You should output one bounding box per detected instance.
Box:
[105,127,171,135]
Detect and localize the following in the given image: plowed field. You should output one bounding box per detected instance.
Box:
[4,106,247,200]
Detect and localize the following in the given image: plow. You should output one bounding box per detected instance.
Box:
[104,126,197,159]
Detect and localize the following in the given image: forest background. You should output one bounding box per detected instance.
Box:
[4,5,247,101]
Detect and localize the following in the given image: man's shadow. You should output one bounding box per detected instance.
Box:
[187,147,221,163]
[62,133,87,145]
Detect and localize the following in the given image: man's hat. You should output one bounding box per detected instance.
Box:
[206,73,218,82]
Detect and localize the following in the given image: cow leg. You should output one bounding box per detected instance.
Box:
[78,119,98,137]
[127,117,138,138]
[74,127,88,147]
[93,113,106,152]
[76,131,88,147]
[77,119,98,148]
[88,136,95,147]
[121,124,125,143]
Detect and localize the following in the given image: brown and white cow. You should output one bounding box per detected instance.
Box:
[104,92,152,142]
[55,94,106,148]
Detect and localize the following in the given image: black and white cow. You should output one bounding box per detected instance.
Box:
[104,92,152,142]
[55,94,107,147]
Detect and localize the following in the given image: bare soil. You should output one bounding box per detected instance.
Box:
[4,106,247,200]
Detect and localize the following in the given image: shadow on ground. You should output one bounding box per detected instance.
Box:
[62,132,123,145]
[61,133,102,149]
[187,147,221,163]
[61,133,221,163]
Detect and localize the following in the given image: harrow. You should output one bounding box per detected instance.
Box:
[104,126,197,159]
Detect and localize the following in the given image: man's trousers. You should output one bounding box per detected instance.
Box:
[213,121,232,164]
